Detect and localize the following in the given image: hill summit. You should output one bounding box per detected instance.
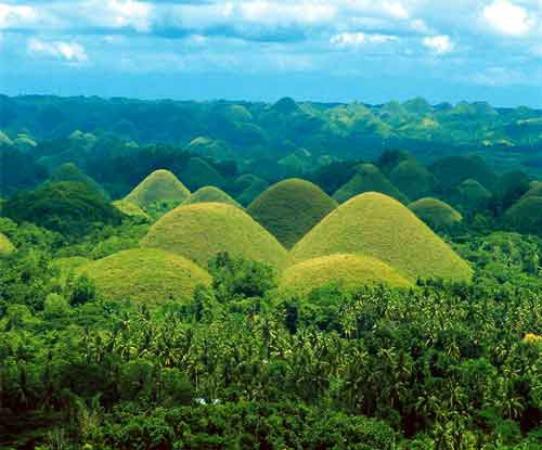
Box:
[248,178,337,248]
[123,169,190,214]
[141,202,287,268]
[290,192,472,283]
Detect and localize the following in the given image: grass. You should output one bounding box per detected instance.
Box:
[78,248,211,305]
[523,182,542,199]
[455,179,492,211]
[112,199,151,221]
[0,232,15,255]
[53,256,91,273]
[124,169,190,212]
[430,155,497,192]
[409,197,462,231]
[235,174,269,206]
[290,192,473,283]
[247,178,337,248]
[280,254,413,295]
[141,202,287,268]
[51,162,109,200]
[180,157,226,191]
[389,160,435,200]
[505,196,542,234]
[182,186,240,207]
[333,163,408,204]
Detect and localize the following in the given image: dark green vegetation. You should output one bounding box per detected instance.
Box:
[3,95,542,449]
[248,179,337,248]
[2,181,123,238]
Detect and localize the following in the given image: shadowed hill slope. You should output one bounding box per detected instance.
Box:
[182,186,240,207]
[409,197,462,231]
[505,196,542,234]
[180,157,226,191]
[248,179,337,248]
[333,164,408,204]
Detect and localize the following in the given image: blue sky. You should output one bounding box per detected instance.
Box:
[1,0,542,106]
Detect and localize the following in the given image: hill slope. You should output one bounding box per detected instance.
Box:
[141,202,287,268]
[333,164,408,204]
[505,196,542,234]
[409,197,462,231]
[280,254,412,294]
[182,186,240,207]
[248,179,337,248]
[180,158,226,191]
[290,192,472,283]
[124,169,190,213]
[79,248,211,305]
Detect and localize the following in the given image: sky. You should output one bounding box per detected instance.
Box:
[1,0,542,106]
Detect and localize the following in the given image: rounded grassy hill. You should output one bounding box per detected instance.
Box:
[78,248,211,305]
[0,232,15,256]
[182,186,240,207]
[505,196,542,234]
[430,155,498,192]
[455,179,492,212]
[389,160,435,200]
[141,202,287,268]
[124,169,190,213]
[290,192,472,283]
[234,174,269,206]
[180,157,226,191]
[186,137,233,161]
[409,197,462,231]
[280,254,413,295]
[51,162,109,200]
[247,179,337,248]
[522,182,542,199]
[333,163,408,204]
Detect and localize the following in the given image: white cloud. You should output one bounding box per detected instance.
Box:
[482,0,534,36]
[27,38,88,63]
[331,31,397,48]
[72,0,152,32]
[381,1,410,20]
[0,3,37,28]
[410,19,432,34]
[422,35,454,54]
[236,2,337,25]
